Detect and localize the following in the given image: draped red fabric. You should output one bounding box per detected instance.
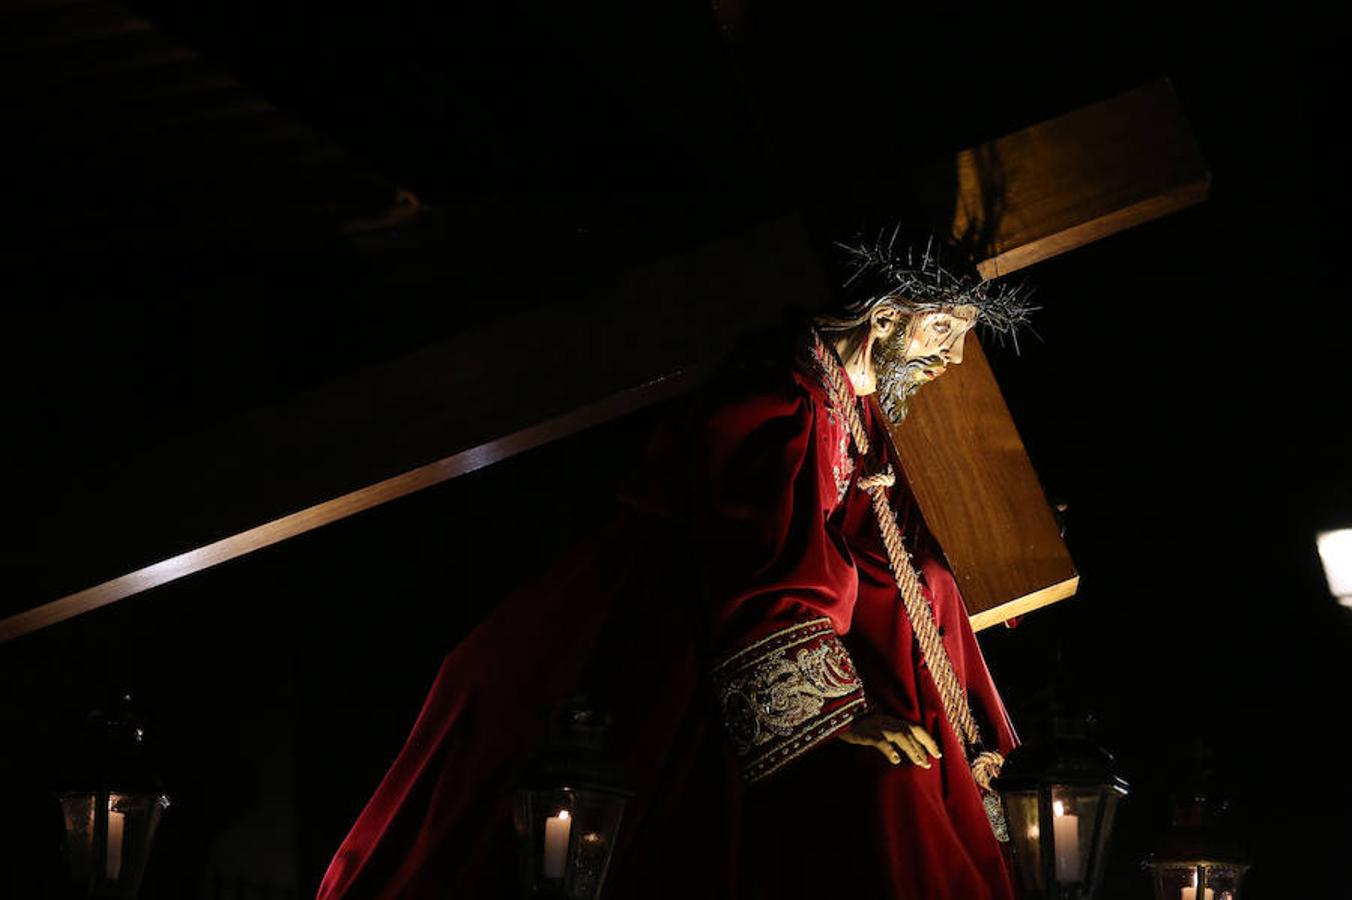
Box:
[315,343,1020,899]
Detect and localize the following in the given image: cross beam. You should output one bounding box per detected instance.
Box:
[0,217,832,641]
[0,81,1208,643]
[952,79,1211,279]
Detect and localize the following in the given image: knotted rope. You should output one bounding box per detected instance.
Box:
[854,469,896,492]
[811,330,1004,787]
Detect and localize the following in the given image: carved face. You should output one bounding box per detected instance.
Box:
[901,304,979,383]
[872,303,978,423]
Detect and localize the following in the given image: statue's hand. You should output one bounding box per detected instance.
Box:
[837,713,941,768]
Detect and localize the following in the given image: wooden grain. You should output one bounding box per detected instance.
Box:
[946,78,1211,279]
[0,217,832,642]
[891,336,1077,625]
[0,373,703,644]
[0,78,1213,640]
[974,182,1210,279]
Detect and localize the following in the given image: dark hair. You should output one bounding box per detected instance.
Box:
[811,300,915,368]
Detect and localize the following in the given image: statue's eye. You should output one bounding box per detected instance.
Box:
[933,323,950,335]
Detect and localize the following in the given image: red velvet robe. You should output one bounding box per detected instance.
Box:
[315,339,1020,899]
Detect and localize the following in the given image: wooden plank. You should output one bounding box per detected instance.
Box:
[0,216,834,641]
[891,336,1078,628]
[877,78,1210,626]
[1,310,1069,642]
[946,78,1211,278]
[968,576,1079,633]
[0,79,1212,640]
[0,372,703,644]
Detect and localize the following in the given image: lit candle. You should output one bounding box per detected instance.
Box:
[1051,800,1080,883]
[1180,871,1215,900]
[543,810,572,880]
[106,809,125,881]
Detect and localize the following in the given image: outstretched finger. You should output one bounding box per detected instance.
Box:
[873,739,902,765]
[908,724,942,760]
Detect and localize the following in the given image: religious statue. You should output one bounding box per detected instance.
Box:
[314,234,1037,899]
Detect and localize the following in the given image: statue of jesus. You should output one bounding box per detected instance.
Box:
[315,235,1035,899]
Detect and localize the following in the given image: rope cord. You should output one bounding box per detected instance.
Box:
[810,329,1002,780]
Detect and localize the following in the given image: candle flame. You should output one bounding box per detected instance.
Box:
[1053,800,1065,817]
[557,810,570,821]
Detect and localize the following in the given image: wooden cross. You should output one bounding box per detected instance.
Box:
[896,78,1210,625]
[0,59,1208,642]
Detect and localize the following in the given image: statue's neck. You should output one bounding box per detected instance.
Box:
[832,336,873,397]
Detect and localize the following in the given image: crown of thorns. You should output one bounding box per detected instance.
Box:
[836,230,1038,349]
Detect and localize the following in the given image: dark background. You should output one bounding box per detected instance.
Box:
[1,2,1348,897]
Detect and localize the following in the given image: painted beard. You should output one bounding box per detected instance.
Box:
[874,332,941,425]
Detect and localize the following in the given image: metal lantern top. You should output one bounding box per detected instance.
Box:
[994,724,1131,797]
[1145,806,1248,867]
[67,693,164,796]
[520,699,633,797]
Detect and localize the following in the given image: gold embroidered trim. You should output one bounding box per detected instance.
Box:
[826,407,854,506]
[748,696,869,784]
[712,617,867,783]
[712,617,838,676]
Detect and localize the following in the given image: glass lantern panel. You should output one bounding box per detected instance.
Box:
[59,793,97,881]
[1150,864,1189,900]
[105,792,168,896]
[514,786,628,899]
[565,788,627,900]
[1003,790,1045,895]
[59,791,167,898]
[514,787,577,893]
[1050,785,1095,887]
[1086,790,1121,892]
[1150,864,1246,900]
[1203,865,1244,899]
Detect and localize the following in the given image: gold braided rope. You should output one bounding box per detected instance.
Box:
[811,330,1004,785]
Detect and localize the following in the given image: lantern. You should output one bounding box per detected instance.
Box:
[58,693,169,899]
[513,699,632,899]
[1143,795,1250,900]
[994,718,1130,899]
